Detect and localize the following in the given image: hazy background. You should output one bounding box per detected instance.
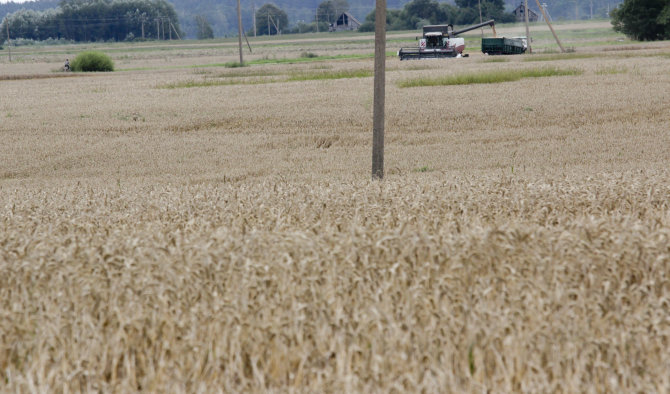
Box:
[1,0,622,39]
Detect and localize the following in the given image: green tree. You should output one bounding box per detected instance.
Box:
[611,0,670,41]
[360,0,459,31]
[332,0,349,13]
[256,3,288,35]
[403,0,446,26]
[455,0,514,24]
[358,8,406,32]
[195,15,214,39]
[658,5,670,26]
[315,0,348,24]
[1,0,183,42]
[316,1,336,24]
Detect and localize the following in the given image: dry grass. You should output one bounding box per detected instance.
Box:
[0,73,82,81]
[1,25,670,392]
[2,173,669,392]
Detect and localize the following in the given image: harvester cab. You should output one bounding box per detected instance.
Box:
[420,24,452,49]
[422,32,444,50]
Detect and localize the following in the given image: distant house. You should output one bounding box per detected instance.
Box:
[513,3,539,22]
[329,12,361,32]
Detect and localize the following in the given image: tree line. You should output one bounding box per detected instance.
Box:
[1,0,182,42]
[359,0,515,32]
[2,0,666,42]
[2,0,626,40]
[249,0,514,36]
[246,0,667,42]
[162,0,628,38]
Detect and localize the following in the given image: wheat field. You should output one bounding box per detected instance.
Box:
[1,22,670,392]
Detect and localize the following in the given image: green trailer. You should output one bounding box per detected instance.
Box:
[481,37,527,55]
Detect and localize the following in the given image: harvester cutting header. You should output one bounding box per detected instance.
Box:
[398,19,497,60]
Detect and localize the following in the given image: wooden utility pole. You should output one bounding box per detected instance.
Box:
[269,15,279,35]
[316,8,319,33]
[478,0,483,36]
[5,18,11,63]
[237,0,244,64]
[252,0,256,37]
[170,22,181,40]
[534,0,565,52]
[372,0,386,180]
[524,0,532,53]
[243,31,252,52]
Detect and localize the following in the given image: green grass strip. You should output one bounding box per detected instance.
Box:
[158,69,373,89]
[523,53,596,62]
[159,78,276,89]
[231,54,371,66]
[121,55,366,71]
[119,52,397,72]
[287,69,372,81]
[595,66,628,75]
[248,52,397,65]
[480,57,509,63]
[398,67,582,88]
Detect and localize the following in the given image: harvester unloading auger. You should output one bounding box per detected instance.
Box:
[398,19,496,60]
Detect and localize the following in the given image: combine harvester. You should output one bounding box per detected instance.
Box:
[398,19,497,60]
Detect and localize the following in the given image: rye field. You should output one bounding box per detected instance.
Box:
[1,20,670,392]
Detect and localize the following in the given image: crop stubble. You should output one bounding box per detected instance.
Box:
[1,38,670,391]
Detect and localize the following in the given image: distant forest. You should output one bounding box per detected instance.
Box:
[2,0,622,40]
[1,0,182,42]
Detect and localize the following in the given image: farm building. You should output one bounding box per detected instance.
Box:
[329,12,361,32]
[513,3,540,22]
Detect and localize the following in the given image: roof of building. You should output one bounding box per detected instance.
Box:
[337,11,361,26]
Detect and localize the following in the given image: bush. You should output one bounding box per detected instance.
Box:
[358,21,375,32]
[415,18,431,29]
[70,51,114,72]
[43,38,75,46]
[11,38,37,47]
[224,61,247,68]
